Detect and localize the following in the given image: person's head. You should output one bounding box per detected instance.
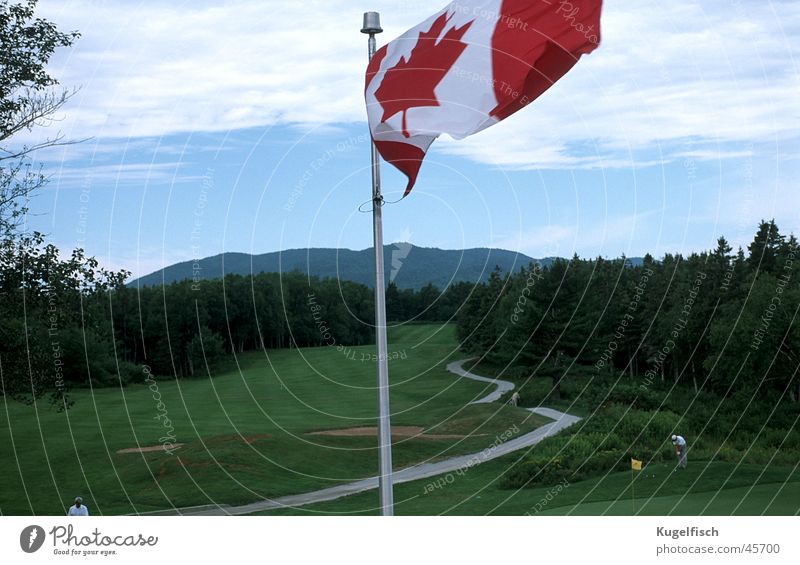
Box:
[74,496,82,507]
[671,434,677,442]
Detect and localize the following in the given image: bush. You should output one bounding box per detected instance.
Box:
[598,383,662,410]
[503,456,576,488]
[117,361,146,385]
[502,366,532,380]
[496,358,799,489]
[187,329,226,377]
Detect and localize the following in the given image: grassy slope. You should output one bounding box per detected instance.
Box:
[0,323,548,515]
[255,352,800,515]
[257,457,800,516]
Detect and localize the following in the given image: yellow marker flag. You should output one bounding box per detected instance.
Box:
[631,458,642,471]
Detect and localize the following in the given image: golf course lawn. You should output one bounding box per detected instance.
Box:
[0,323,549,515]
[256,458,800,515]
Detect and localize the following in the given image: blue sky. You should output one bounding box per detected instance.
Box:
[17,0,800,278]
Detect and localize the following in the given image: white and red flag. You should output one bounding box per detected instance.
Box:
[365,0,603,196]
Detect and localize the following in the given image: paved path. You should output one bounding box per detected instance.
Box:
[446,359,515,404]
[148,359,580,516]
[445,358,581,437]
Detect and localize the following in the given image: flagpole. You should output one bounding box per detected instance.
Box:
[362,11,394,516]
[631,467,635,515]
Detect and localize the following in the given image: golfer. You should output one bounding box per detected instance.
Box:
[509,391,520,407]
[671,434,687,469]
[67,496,89,516]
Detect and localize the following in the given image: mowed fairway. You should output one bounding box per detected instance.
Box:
[257,459,800,516]
[0,323,549,515]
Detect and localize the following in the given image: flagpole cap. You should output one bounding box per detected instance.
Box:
[361,12,383,34]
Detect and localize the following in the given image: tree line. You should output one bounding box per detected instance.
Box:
[0,243,380,405]
[456,220,799,402]
[4,220,797,408]
[0,243,475,403]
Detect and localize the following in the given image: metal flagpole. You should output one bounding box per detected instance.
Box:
[361,11,394,516]
[631,467,635,515]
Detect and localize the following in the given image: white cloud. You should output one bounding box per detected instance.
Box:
[48,162,204,188]
[492,208,668,258]
[441,1,800,168]
[96,245,196,281]
[28,0,798,171]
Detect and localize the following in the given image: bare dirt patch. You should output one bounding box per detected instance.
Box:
[242,434,272,445]
[118,433,271,454]
[116,444,184,454]
[307,426,485,440]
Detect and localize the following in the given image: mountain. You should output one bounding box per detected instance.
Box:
[128,245,546,290]
[129,245,646,290]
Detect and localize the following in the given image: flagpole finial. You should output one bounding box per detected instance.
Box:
[361,12,383,34]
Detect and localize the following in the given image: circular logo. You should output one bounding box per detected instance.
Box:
[20,525,46,553]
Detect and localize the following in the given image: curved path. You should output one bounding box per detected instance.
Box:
[446,359,516,404]
[446,358,581,437]
[151,359,580,516]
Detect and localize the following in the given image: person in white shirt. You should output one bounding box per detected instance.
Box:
[671,434,687,469]
[67,496,89,516]
[509,391,520,407]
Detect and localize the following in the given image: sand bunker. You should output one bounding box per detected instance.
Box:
[116,444,184,454]
[308,426,484,440]
[117,433,271,454]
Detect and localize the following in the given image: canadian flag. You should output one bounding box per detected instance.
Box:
[365,0,603,196]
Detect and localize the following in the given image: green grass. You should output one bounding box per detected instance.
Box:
[6,322,795,516]
[256,458,800,516]
[0,323,548,515]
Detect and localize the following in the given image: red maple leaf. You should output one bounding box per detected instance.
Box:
[374,12,473,138]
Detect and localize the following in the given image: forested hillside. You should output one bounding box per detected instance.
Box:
[3,220,795,409]
[129,245,542,290]
[456,220,798,401]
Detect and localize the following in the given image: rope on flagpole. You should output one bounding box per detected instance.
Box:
[357,194,404,213]
[381,194,406,205]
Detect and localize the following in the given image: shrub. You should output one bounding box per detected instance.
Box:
[117,361,146,385]
[503,456,576,489]
[498,361,798,489]
[502,366,532,380]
